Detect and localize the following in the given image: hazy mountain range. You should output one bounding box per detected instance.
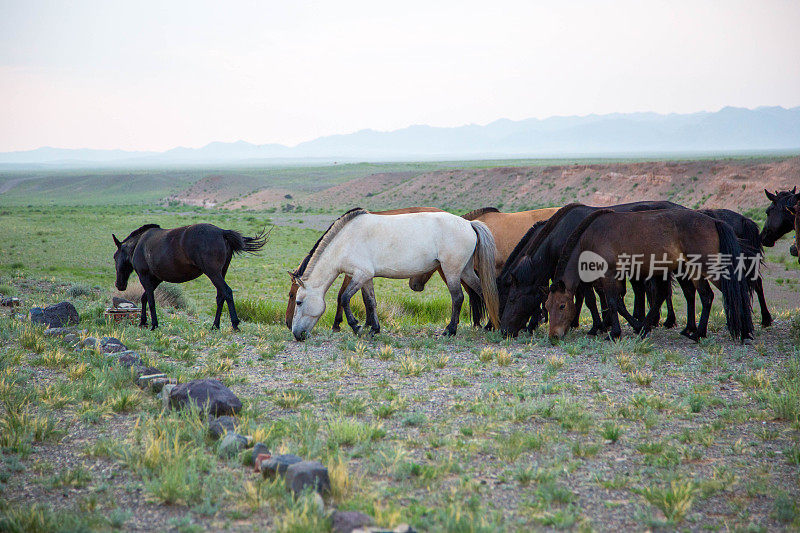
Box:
[2,106,799,167]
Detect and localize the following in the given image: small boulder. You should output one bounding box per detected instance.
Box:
[80,337,98,349]
[136,372,167,390]
[148,377,172,394]
[100,337,126,353]
[169,379,242,416]
[353,526,416,533]
[29,301,79,329]
[116,351,144,369]
[63,333,79,345]
[333,511,375,533]
[218,432,248,458]
[160,384,176,410]
[252,442,270,464]
[261,454,302,478]
[208,415,237,440]
[285,461,331,495]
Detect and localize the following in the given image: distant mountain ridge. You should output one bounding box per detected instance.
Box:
[2,106,799,166]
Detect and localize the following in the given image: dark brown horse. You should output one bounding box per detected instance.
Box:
[545,209,753,343]
[761,187,799,247]
[113,223,268,330]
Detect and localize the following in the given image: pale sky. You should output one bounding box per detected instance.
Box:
[1,0,799,152]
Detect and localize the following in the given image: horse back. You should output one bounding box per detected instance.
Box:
[135,224,226,283]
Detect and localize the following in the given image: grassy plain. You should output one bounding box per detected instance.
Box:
[0,161,798,531]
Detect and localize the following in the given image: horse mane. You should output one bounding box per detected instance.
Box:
[462,207,500,220]
[124,224,161,242]
[298,208,368,279]
[553,209,614,282]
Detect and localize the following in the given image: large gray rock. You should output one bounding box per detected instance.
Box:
[333,511,374,533]
[112,297,136,308]
[285,461,331,495]
[261,454,302,478]
[169,379,242,416]
[218,432,248,458]
[208,415,237,440]
[29,302,79,328]
[43,327,75,336]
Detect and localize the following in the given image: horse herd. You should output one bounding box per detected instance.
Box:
[111,188,800,346]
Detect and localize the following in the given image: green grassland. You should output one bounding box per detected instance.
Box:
[0,162,799,531]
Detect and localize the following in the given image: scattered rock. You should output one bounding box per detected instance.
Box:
[43,327,75,336]
[80,337,98,349]
[333,511,374,533]
[208,415,237,440]
[169,379,242,416]
[261,454,302,478]
[136,373,167,390]
[112,297,136,308]
[30,302,79,328]
[63,333,79,345]
[99,337,126,353]
[116,351,144,369]
[218,432,248,458]
[284,461,331,495]
[252,442,270,464]
[148,377,172,394]
[253,453,271,473]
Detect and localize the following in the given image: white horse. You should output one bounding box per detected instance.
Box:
[289,208,500,340]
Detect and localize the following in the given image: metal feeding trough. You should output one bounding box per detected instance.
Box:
[104,303,141,323]
[1,297,21,318]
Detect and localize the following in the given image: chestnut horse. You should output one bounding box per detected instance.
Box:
[545,209,753,343]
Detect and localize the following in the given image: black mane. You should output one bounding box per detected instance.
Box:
[124,224,161,242]
[553,209,614,282]
[293,207,364,277]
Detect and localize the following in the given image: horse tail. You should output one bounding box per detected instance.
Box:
[471,220,500,329]
[225,226,271,255]
[714,219,754,343]
[739,217,765,295]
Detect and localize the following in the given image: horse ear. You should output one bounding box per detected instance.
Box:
[765,189,777,202]
[792,186,797,194]
[549,280,565,293]
[112,234,121,248]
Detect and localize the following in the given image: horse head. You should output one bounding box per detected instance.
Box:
[112,234,134,291]
[761,187,799,247]
[499,256,543,337]
[545,279,577,341]
[288,273,324,341]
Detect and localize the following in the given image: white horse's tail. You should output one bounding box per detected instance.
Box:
[471,220,500,329]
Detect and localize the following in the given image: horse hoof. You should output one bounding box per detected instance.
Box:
[370,327,380,335]
[138,322,148,328]
[150,325,158,331]
[442,328,457,337]
[663,319,676,329]
[351,324,362,335]
[761,318,772,328]
[232,326,240,332]
[331,325,341,332]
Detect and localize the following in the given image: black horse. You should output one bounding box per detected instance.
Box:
[498,201,683,337]
[761,187,799,247]
[112,223,269,330]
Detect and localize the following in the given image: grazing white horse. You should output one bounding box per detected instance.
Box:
[289,208,500,340]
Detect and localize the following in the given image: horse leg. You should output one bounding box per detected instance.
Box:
[332,275,352,332]
[460,267,486,333]
[616,281,642,332]
[633,280,647,325]
[663,283,677,329]
[755,277,772,327]
[571,288,584,328]
[207,272,236,330]
[443,277,465,337]
[140,276,160,330]
[139,291,148,327]
[585,286,605,336]
[678,277,697,338]
[691,279,714,342]
[361,280,380,335]
[640,281,669,338]
[600,279,623,341]
[339,273,369,335]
